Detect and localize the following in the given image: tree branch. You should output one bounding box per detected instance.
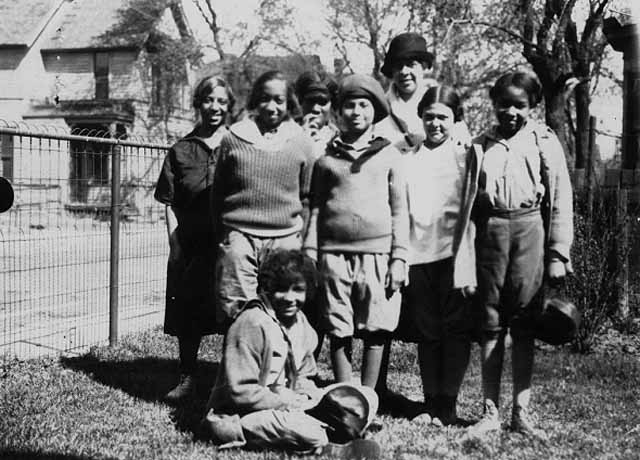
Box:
[191,0,226,59]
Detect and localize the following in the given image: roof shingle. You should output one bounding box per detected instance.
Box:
[0,0,61,47]
[40,0,150,50]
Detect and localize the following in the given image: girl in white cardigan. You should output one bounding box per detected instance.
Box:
[399,85,477,425]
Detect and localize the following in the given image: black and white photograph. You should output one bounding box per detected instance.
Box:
[1,1,639,459]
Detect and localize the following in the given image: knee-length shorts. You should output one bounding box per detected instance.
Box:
[475,209,545,338]
[319,252,401,338]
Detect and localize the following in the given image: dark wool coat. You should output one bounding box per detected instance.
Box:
[154,129,226,336]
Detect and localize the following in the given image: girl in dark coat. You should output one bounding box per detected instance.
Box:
[154,75,235,402]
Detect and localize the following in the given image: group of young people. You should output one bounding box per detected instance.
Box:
[154,31,573,456]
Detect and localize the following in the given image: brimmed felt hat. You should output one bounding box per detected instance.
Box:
[337,74,389,123]
[535,297,581,345]
[381,32,434,78]
[305,383,379,443]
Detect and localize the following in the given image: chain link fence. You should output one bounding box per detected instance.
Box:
[0,125,169,361]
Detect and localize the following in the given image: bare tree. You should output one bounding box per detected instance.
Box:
[325,0,408,80]
[190,0,321,101]
[464,0,613,167]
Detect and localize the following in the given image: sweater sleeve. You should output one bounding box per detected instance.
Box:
[299,137,315,229]
[546,131,574,269]
[302,160,324,259]
[388,149,410,261]
[293,315,321,401]
[223,317,288,413]
[210,136,230,236]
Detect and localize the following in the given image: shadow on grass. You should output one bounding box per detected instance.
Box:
[60,354,219,436]
[0,450,95,460]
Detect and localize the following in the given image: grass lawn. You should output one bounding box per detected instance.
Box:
[1,326,639,460]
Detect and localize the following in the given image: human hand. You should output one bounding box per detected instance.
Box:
[301,114,321,137]
[302,248,318,265]
[461,285,476,298]
[385,259,406,293]
[285,392,314,410]
[168,231,182,264]
[547,259,566,286]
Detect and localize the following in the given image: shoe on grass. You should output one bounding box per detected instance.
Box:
[164,373,196,402]
[437,395,458,426]
[511,405,548,441]
[411,410,433,425]
[468,399,501,436]
[321,438,381,460]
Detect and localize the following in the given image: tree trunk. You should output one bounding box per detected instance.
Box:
[574,82,591,169]
[543,84,574,166]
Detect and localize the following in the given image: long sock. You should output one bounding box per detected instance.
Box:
[418,340,441,403]
[178,335,201,375]
[480,332,505,407]
[330,337,353,382]
[511,334,534,409]
[374,338,391,393]
[441,336,471,397]
[362,335,386,388]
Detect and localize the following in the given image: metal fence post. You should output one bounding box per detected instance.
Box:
[109,144,121,346]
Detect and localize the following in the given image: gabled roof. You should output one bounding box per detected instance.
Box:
[40,0,153,50]
[0,0,62,47]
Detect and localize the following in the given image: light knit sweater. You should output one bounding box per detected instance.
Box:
[213,118,315,237]
[303,136,409,261]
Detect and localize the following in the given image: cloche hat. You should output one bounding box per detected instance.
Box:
[381,33,434,78]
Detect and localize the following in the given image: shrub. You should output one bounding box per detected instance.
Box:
[564,187,637,353]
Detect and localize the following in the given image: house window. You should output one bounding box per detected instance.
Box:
[70,124,110,203]
[95,52,109,99]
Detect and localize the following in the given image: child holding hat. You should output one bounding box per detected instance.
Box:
[202,249,380,457]
[303,74,409,391]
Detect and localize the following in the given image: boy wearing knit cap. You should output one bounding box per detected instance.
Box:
[303,74,409,391]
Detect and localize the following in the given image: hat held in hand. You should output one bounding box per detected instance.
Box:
[535,296,581,345]
[305,383,379,443]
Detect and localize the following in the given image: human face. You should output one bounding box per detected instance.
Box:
[493,85,531,138]
[269,280,307,325]
[391,59,425,97]
[340,97,375,136]
[198,85,230,131]
[422,102,455,148]
[255,79,288,131]
[301,94,332,128]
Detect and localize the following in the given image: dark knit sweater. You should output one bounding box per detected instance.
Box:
[213,119,315,237]
[303,136,409,261]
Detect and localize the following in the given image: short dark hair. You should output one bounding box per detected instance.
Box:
[192,75,235,112]
[417,85,464,122]
[246,70,301,119]
[258,249,318,298]
[489,71,543,108]
[295,71,338,108]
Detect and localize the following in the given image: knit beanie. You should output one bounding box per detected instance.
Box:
[337,74,390,123]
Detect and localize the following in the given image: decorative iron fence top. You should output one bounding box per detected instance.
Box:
[0,122,170,149]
